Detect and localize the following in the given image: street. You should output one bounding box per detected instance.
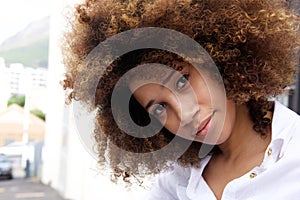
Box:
[0,178,67,200]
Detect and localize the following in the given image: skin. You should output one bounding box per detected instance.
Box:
[130,63,236,144]
[130,63,272,199]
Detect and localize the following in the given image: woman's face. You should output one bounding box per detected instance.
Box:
[129,63,237,145]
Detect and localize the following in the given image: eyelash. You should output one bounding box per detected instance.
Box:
[175,73,190,90]
[151,73,190,117]
[152,103,167,116]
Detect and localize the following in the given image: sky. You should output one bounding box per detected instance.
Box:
[0,0,51,45]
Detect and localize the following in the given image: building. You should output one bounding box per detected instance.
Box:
[0,58,10,113]
[0,62,47,96]
[0,59,48,113]
[0,102,45,178]
[0,104,45,146]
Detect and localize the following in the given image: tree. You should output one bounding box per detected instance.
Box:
[7,95,25,107]
[30,109,46,121]
[7,95,46,121]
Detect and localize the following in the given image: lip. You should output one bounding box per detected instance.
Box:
[196,115,212,136]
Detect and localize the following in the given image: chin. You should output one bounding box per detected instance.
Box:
[198,132,228,145]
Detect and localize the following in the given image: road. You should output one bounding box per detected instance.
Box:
[0,177,67,200]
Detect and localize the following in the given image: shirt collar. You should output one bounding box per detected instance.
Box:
[271,100,298,158]
[186,155,211,199]
[185,101,298,198]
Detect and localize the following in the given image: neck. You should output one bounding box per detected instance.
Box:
[217,104,272,161]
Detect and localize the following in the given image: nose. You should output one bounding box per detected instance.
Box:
[175,92,199,126]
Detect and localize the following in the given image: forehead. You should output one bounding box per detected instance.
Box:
[127,63,185,91]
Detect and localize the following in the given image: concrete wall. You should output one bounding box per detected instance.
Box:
[41,0,148,199]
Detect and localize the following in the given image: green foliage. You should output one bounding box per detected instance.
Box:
[7,95,25,107]
[30,109,46,121]
[7,96,46,121]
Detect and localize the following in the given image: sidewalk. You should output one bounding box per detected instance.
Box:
[0,177,68,200]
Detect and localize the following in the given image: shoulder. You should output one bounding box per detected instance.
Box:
[272,101,300,157]
[273,101,300,132]
[145,153,212,199]
[145,163,192,200]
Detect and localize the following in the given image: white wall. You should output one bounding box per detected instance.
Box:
[41,0,149,199]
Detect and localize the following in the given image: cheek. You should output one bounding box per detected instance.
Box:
[217,101,236,143]
[163,113,180,135]
[190,75,215,106]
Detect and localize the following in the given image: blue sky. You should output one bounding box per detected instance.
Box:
[0,0,50,45]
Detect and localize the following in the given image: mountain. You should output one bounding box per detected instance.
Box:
[0,16,49,68]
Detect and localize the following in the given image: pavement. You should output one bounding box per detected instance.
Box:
[0,177,67,200]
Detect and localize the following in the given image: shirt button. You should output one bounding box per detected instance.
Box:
[250,172,257,179]
[267,148,272,156]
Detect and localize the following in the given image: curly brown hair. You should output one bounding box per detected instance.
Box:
[62,0,300,184]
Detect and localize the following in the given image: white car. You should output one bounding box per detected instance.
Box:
[0,154,13,179]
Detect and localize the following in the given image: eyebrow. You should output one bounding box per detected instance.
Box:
[144,70,176,110]
[145,100,155,110]
[162,70,176,85]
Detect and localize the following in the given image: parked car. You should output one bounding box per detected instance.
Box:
[0,154,13,179]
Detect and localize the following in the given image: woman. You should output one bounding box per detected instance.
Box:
[62,0,300,199]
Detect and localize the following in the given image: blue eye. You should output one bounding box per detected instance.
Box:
[175,73,189,90]
[152,103,166,116]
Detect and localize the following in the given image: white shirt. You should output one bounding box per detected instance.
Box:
[146,101,300,200]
